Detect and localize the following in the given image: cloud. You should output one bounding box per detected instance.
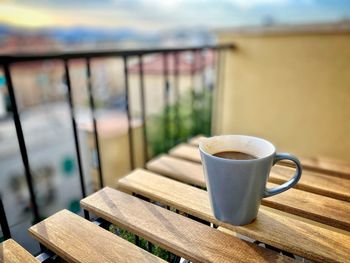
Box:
[228,0,290,9]
[0,0,345,30]
[0,3,55,27]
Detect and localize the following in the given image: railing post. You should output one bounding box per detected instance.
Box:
[63,60,89,219]
[86,58,104,189]
[138,55,149,163]
[174,52,180,142]
[211,49,218,136]
[207,48,216,136]
[123,56,135,170]
[0,195,11,240]
[191,50,198,136]
[200,48,208,135]
[3,64,41,224]
[162,52,170,150]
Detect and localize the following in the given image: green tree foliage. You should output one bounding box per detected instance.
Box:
[146,88,212,157]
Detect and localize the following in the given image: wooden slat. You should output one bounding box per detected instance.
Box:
[263,182,350,231]
[294,156,350,178]
[189,135,350,178]
[217,227,256,243]
[169,143,201,162]
[271,165,350,202]
[29,209,165,263]
[170,143,350,202]
[147,155,350,231]
[117,169,350,263]
[0,239,39,263]
[81,187,292,263]
[147,154,205,187]
[187,135,203,146]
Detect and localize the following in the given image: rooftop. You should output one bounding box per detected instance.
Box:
[128,51,214,75]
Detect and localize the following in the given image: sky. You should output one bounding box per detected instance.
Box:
[0,0,350,31]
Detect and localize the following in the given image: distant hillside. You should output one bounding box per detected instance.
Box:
[0,24,215,53]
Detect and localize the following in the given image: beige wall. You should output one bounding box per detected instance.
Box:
[215,30,350,162]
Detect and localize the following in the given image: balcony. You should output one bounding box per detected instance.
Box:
[1,23,350,263]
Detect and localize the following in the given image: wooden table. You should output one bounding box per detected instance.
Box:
[23,139,350,263]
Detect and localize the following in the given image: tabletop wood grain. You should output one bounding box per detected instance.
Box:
[294,156,350,178]
[189,135,350,178]
[117,169,350,263]
[147,154,350,230]
[147,154,205,187]
[271,165,350,202]
[29,209,165,263]
[169,143,350,201]
[81,187,293,263]
[0,239,39,263]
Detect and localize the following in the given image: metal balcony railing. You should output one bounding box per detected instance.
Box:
[0,44,235,242]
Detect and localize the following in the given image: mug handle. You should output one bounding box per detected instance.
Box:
[263,153,302,198]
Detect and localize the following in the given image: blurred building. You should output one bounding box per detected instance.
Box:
[0,58,126,112]
[128,51,215,116]
[0,34,61,54]
[79,112,145,189]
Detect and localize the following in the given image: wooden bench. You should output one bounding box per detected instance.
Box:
[117,169,350,263]
[0,239,39,263]
[189,135,350,178]
[29,209,165,263]
[23,137,349,263]
[81,187,292,263]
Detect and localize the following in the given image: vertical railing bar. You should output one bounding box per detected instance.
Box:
[64,60,87,201]
[138,55,149,163]
[123,56,135,170]
[174,52,180,142]
[215,49,222,92]
[208,48,216,135]
[86,58,104,189]
[201,48,207,135]
[213,48,225,135]
[201,48,206,89]
[211,48,222,135]
[0,195,11,240]
[4,64,40,223]
[162,52,170,150]
[191,50,197,136]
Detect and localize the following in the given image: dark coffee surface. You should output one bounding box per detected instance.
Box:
[213,151,256,160]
